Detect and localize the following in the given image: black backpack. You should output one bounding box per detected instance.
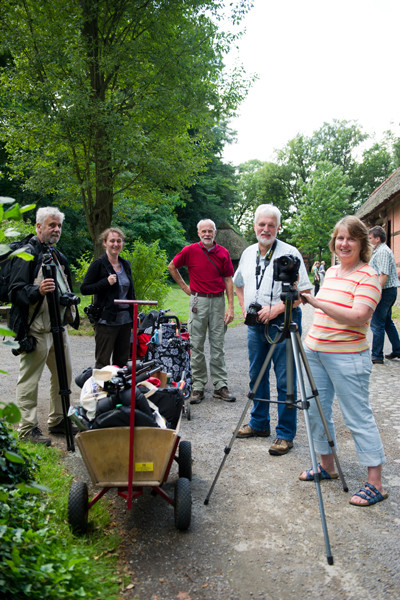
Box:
[0,234,35,303]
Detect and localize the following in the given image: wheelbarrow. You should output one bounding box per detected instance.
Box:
[67,300,192,534]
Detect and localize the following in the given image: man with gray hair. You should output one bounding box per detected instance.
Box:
[233,204,311,455]
[168,219,235,404]
[9,207,79,445]
[368,225,400,363]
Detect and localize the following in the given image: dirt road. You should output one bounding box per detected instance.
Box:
[1,304,399,600]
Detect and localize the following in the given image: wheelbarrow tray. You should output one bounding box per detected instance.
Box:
[76,426,180,487]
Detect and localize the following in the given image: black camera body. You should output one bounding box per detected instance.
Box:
[273,254,301,284]
[12,335,37,356]
[59,292,80,307]
[84,303,103,324]
[244,301,262,326]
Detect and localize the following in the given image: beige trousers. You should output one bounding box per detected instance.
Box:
[16,329,72,437]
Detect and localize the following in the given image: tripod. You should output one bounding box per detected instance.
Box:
[204,284,348,565]
[42,261,75,452]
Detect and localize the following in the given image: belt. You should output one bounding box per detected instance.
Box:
[191,291,224,298]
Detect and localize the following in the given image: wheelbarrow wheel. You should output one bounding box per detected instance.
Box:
[174,477,191,531]
[178,440,192,481]
[68,481,89,535]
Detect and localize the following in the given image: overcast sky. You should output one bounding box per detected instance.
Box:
[223,0,400,165]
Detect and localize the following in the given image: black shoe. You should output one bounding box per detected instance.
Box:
[385,352,400,360]
[213,386,236,402]
[49,418,78,435]
[371,358,384,365]
[189,390,204,405]
[22,426,51,446]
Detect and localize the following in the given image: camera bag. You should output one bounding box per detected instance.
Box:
[92,406,158,429]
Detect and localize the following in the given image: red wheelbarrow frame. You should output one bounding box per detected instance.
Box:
[69,300,192,533]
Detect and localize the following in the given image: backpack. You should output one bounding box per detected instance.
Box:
[0,234,35,303]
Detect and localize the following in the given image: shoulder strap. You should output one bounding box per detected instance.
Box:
[198,243,223,278]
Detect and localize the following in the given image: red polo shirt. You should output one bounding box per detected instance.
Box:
[172,242,234,294]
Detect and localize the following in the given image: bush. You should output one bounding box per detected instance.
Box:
[122,238,169,309]
[0,420,37,486]
[0,485,120,599]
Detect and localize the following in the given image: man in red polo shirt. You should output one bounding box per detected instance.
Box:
[168,219,236,404]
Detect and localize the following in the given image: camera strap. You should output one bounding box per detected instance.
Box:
[255,240,277,292]
[50,250,72,295]
[198,243,224,278]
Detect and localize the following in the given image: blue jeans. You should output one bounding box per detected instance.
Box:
[304,347,385,467]
[247,308,302,441]
[370,287,400,360]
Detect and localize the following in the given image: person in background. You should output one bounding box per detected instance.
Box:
[312,261,320,295]
[168,219,235,404]
[299,216,387,507]
[318,260,326,286]
[9,207,79,445]
[234,203,311,456]
[81,228,135,369]
[368,225,400,364]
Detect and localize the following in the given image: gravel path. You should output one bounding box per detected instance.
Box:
[1,304,400,600]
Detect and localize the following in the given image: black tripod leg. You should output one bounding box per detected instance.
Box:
[204,338,277,505]
[294,330,348,492]
[290,328,333,565]
[44,263,75,452]
[49,319,75,452]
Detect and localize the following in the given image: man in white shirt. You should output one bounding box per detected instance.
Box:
[233,204,311,455]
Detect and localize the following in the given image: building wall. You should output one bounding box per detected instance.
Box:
[360,193,400,306]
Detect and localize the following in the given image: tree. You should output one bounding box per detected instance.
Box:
[284,162,354,260]
[174,123,240,241]
[115,197,186,260]
[233,160,293,240]
[0,0,252,255]
[350,142,394,209]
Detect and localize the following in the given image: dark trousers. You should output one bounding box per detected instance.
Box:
[94,322,132,368]
[370,287,400,360]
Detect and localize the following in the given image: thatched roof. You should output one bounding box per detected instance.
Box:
[215,220,248,260]
[357,167,400,219]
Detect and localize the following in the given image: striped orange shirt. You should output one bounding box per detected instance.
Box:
[305,264,381,353]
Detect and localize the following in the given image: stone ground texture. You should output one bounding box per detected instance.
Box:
[1,303,400,600]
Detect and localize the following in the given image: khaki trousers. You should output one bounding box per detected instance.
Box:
[16,330,72,437]
[188,294,227,391]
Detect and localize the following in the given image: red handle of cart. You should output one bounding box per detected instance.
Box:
[114,299,158,508]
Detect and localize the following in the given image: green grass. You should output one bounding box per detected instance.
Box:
[159,283,244,328]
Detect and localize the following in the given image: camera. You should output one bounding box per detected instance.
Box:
[273,254,301,284]
[84,303,103,324]
[244,302,262,326]
[59,292,81,307]
[12,335,37,356]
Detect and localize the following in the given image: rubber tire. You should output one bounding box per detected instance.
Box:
[174,477,191,531]
[68,481,89,535]
[178,440,192,481]
[185,403,191,421]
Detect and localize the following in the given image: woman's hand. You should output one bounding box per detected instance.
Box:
[108,274,117,285]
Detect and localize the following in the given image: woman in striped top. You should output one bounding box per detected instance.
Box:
[298,216,388,507]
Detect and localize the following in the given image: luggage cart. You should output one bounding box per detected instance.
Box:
[67,300,192,534]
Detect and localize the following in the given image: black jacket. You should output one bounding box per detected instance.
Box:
[9,236,79,339]
[80,254,135,323]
